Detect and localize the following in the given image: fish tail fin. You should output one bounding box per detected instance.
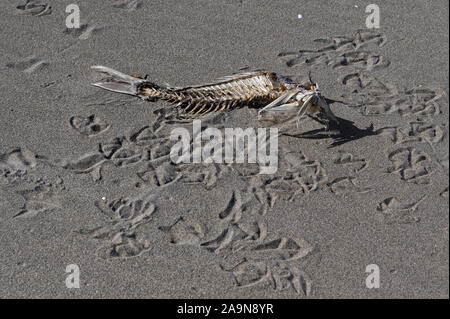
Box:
[90,65,160,100]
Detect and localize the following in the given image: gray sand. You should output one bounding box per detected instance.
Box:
[0,0,448,298]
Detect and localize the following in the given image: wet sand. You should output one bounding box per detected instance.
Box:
[0,0,448,298]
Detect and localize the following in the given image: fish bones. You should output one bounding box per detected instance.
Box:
[91,65,339,127]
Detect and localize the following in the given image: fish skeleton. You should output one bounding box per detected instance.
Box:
[91,65,339,127]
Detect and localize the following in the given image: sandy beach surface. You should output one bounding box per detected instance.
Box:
[0,0,448,298]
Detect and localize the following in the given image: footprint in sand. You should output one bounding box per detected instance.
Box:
[333,150,368,174]
[15,0,52,16]
[221,258,312,296]
[328,176,372,195]
[376,121,445,146]
[6,55,50,73]
[280,50,389,72]
[79,193,156,258]
[136,162,181,188]
[111,0,142,11]
[266,151,328,198]
[64,23,106,40]
[376,196,426,224]
[341,72,444,117]
[14,199,61,219]
[278,30,389,71]
[387,147,433,185]
[69,114,110,136]
[252,237,313,262]
[1,148,64,219]
[158,216,205,246]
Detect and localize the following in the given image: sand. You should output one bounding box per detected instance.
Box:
[0,0,448,298]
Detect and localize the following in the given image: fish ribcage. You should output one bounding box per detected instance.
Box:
[142,73,285,116]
